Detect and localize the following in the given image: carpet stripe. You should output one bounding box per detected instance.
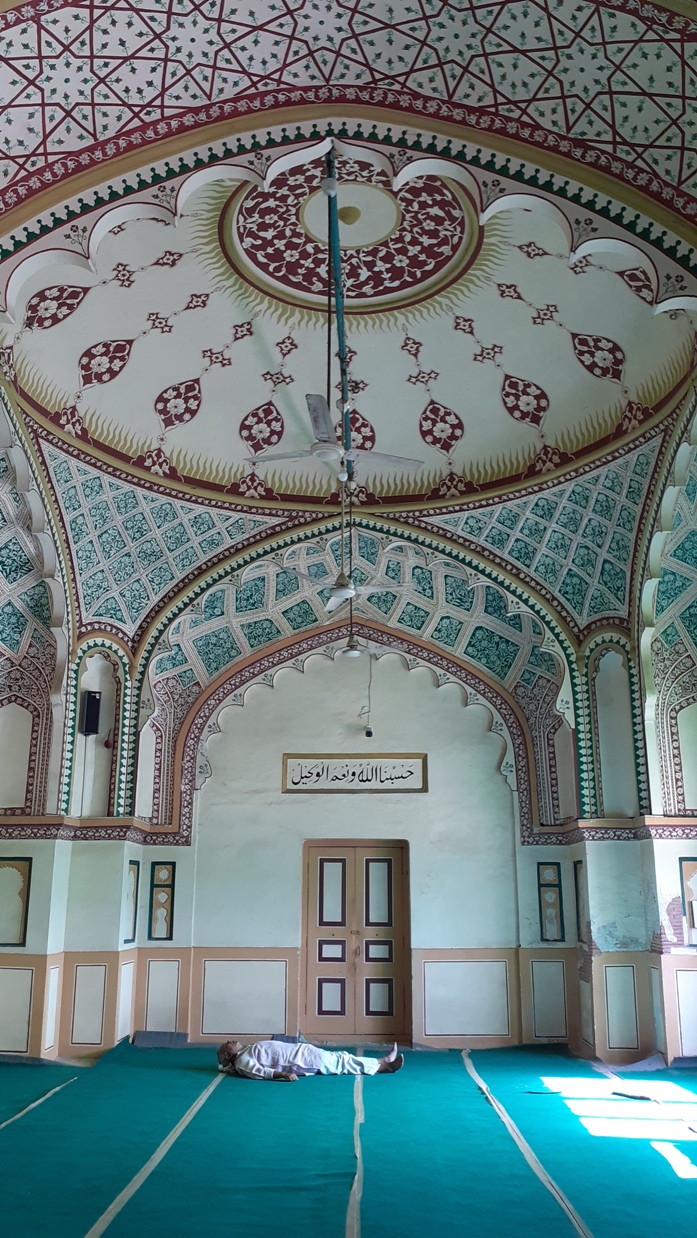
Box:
[345,1074,364,1238]
[83,1072,224,1237]
[0,1075,78,1131]
[461,1052,593,1238]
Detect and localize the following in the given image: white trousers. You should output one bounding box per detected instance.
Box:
[317,1049,380,1076]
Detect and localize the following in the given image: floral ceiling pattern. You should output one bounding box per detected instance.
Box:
[0,0,695,222]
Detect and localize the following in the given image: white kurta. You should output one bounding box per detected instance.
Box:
[228,1041,381,1080]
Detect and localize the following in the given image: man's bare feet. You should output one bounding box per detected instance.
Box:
[377,1043,404,1073]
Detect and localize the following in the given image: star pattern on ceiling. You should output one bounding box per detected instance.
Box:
[411,436,662,631]
[0,0,695,219]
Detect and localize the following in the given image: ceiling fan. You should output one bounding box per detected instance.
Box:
[247,392,423,482]
[247,156,423,484]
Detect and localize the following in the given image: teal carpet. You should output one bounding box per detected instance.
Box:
[470,1047,697,1238]
[1,1044,695,1237]
[0,1061,76,1126]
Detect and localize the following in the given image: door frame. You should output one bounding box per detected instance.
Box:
[300,838,412,1045]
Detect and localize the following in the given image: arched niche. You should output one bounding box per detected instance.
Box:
[69,651,121,817]
[169,623,538,847]
[553,719,579,821]
[0,703,32,809]
[590,648,640,818]
[677,703,697,812]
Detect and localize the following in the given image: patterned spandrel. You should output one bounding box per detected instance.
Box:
[418,441,660,628]
[0,447,56,697]
[654,448,697,653]
[43,447,285,638]
[0,0,695,215]
[150,533,566,693]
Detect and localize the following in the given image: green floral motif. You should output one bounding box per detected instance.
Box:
[203,589,226,620]
[241,618,282,649]
[586,587,615,618]
[174,547,198,571]
[534,554,562,586]
[274,570,300,602]
[236,577,266,612]
[568,484,592,509]
[97,527,127,560]
[464,626,519,680]
[397,602,429,631]
[519,668,536,687]
[113,491,138,517]
[671,531,697,568]
[632,454,651,479]
[18,582,51,627]
[123,512,150,542]
[617,505,636,532]
[120,580,150,621]
[357,533,379,565]
[179,669,197,687]
[82,570,110,607]
[444,575,473,609]
[0,536,34,584]
[508,538,535,567]
[531,497,557,521]
[599,559,626,605]
[593,492,616,521]
[306,562,329,581]
[412,566,434,598]
[0,600,28,654]
[655,570,692,617]
[626,477,643,505]
[154,643,189,675]
[571,543,597,576]
[81,476,104,502]
[200,532,224,553]
[282,600,318,630]
[603,470,622,495]
[485,526,510,551]
[581,518,608,549]
[111,553,137,585]
[93,596,126,623]
[608,531,630,565]
[150,502,177,528]
[546,530,571,558]
[484,586,507,619]
[660,622,680,647]
[432,615,464,648]
[686,475,697,505]
[519,518,545,544]
[147,563,175,592]
[136,539,163,569]
[528,646,557,676]
[559,570,589,611]
[162,523,190,552]
[461,515,485,537]
[69,514,89,543]
[189,512,215,536]
[385,559,403,582]
[90,501,113,531]
[680,599,697,645]
[193,628,242,676]
[76,541,100,574]
[496,507,519,530]
[555,507,582,533]
[366,591,397,615]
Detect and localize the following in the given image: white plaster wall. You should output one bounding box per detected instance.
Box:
[677,703,697,811]
[652,839,694,951]
[0,842,62,954]
[585,841,649,952]
[594,651,639,818]
[0,703,32,807]
[192,655,517,949]
[70,653,118,817]
[134,721,156,819]
[63,842,129,952]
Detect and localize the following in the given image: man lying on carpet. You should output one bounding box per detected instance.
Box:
[217,1039,404,1081]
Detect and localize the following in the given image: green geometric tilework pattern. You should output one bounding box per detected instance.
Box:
[654,446,697,653]
[43,447,286,638]
[150,532,565,695]
[418,441,660,628]
[0,449,54,665]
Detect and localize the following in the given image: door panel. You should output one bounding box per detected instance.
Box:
[304,842,409,1040]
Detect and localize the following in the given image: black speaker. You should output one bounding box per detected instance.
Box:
[78,690,102,736]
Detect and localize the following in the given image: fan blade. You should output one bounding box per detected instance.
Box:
[324,595,347,614]
[306,394,337,444]
[287,568,322,584]
[346,448,424,469]
[354,584,408,595]
[247,450,313,463]
[322,602,350,623]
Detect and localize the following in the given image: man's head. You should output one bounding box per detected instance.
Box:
[217,1040,244,1071]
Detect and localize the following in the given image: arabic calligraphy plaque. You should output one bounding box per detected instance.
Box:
[282,753,427,793]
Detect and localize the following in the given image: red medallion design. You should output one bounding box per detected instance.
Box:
[571,334,625,383]
[617,268,654,304]
[57,404,87,438]
[79,339,133,387]
[132,444,182,479]
[501,375,549,428]
[419,401,464,456]
[155,379,202,430]
[25,285,89,330]
[334,409,376,452]
[523,444,573,477]
[231,157,467,305]
[616,400,653,434]
[239,402,284,455]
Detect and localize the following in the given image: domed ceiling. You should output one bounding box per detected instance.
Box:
[0,0,695,656]
[1,146,694,511]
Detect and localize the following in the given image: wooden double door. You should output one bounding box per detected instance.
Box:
[303,842,410,1040]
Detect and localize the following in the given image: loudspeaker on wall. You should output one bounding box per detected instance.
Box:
[78,690,102,736]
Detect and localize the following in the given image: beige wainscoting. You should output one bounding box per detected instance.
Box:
[589,952,656,1065]
[658,952,697,1063]
[518,948,577,1046]
[411,949,521,1049]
